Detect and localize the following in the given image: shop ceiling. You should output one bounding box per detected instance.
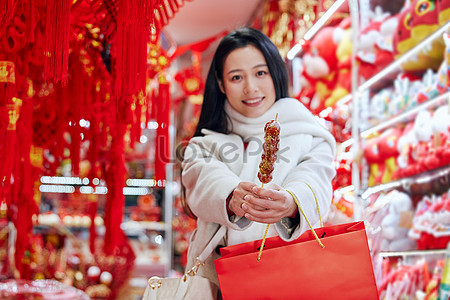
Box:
[163,0,264,46]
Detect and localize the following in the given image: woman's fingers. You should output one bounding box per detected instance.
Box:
[229,182,297,222]
[243,187,297,222]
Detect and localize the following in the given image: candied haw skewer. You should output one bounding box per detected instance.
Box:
[258,115,280,185]
[257,114,280,261]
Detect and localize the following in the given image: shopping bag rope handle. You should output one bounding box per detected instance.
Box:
[286,189,324,248]
[257,183,324,261]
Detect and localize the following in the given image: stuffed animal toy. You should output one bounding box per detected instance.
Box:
[413,69,440,105]
[333,156,352,189]
[369,88,392,122]
[363,134,385,186]
[324,17,353,108]
[380,190,416,252]
[413,110,434,174]
[410,192,450,250]
[393,0,444,72]
[389,73,424,117]
[388,75,411,117]
[327,189,354,225]
[435,32,450,94]
[414,110,434,143]
[437,0,450,26]
[430,105,450,169]
[409,0,448,72]
[326,103,352,143]
[378,127,403,183]
[300,24,343,114]
[296,70,319,112]
[394,122,417,179]
[413,32,450,103]
[357,8,398,81]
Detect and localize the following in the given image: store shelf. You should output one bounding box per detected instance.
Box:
[361,92,450,138]
[320,21,450,119]
[379,249,447,258]
[361,165,450,199]
[358,21,450,93]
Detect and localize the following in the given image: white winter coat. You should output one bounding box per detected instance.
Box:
[181,97,336,287]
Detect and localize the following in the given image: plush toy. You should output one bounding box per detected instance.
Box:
[430,105,450,168]
[363,134,385,186]
[356,8,398,81]
[410,192,450,250]
[327,189,354,225]
[414,33,450,104]
[388,73,424,117]
[324,18,353,108]
[413,69,440,104]
[326,103,352,143]
[435,32,450,94]
[388,75,411,117]
[413,110,434,174]
[369,88,392,122]
[380,190,416,252]
[393,0,444,72]
[414,110,434,142]
[394,122,417,179]
[378,127,403,183]
[333,156,352,189]
[300,25,342,114]
[437,0,450,26]
[296,70,319,112]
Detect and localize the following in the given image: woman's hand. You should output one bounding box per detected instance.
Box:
[238,183,298,224]
[228,181,267,217]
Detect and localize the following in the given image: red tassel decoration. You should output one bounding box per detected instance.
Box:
[68,53,84,176]
[115,0,151,103]
[0,0,15,31]
[88,194,98,254]
[12,81,38,278]
[0,61,16,184]
[103,122,126,255]
[154,76,171,182]
[44,0,71,84]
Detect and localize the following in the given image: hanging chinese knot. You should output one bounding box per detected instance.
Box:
[0,0,190,287]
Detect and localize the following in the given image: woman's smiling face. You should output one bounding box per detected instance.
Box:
[219,45,276,118]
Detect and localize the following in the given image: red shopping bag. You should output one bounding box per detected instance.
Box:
[215,221,379,300]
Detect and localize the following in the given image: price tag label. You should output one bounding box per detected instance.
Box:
[399,211,414,229]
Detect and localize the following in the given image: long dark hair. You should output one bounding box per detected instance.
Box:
[193,27,289,137]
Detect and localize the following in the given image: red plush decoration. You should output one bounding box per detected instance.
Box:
[437,0,450,25]
[324,17,352,108]
[154,77,171,182]
[364,134,385,187]
[333,157,352,189]
[393,0,444,72]
[356,11,397,81]
[175,66,204,96]
[377,127,402,183]
[300,26,340,114]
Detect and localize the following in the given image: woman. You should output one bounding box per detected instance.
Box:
[181,27,336,296]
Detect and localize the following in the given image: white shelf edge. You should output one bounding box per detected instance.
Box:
[361,165,450,199]
[360,92,450,138]
[318,22,449,116]
[358,21,450,92]
[379,249,447,257]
